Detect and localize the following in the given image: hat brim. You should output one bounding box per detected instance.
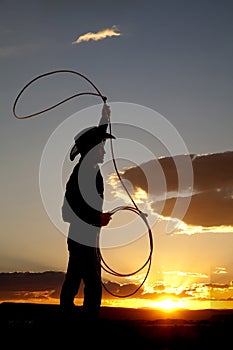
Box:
[101,132,115,141]
[70,144,79,161]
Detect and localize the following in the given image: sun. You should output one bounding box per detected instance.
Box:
[148,298,183,312]
[158,298,179,311]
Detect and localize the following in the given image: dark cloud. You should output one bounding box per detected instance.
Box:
[102,280,143,298]
[1,272,232,303]
[152,188,233,226]
[0,271,64,301]
[192,152,233,192]
[0,272,143,302]
[119,151,233,227]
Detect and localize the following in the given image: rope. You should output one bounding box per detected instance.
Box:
[12,69,107,119]
[98,119,153,297]
[97,206,153,298]
[12,69,153,297]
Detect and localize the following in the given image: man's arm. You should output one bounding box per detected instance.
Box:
[98,104,111,132]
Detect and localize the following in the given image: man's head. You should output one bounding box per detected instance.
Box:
[70,125,115,161]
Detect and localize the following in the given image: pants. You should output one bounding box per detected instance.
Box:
[60,239,102,320]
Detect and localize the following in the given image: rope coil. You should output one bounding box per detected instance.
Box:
[97,205,153,298]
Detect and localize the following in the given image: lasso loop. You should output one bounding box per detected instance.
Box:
[12,69,107,119]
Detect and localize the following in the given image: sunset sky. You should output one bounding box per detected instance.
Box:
[1,0,233,311]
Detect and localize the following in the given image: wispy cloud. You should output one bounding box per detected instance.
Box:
[0,43,42,58]
[72,25,121,44]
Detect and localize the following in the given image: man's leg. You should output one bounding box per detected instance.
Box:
[82,247,102,321]
[60,252,81,312]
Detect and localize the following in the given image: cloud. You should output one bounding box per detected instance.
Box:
[0,272,141,302]
[111,151,233,228]
[72,25,121,44]
[0,43,43,58]
[164,271,208,278]
[0,271,64,302]
[213,267,227,275]
[1,272,232,305]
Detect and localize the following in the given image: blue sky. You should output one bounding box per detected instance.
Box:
[1,0,233,308]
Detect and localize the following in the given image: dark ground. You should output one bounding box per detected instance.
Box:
[0,302,233,349]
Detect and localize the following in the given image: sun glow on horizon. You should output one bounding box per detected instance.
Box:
[147,298,185,312]
[1,295,233,311]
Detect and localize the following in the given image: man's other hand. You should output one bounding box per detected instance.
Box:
[101,212,112,226]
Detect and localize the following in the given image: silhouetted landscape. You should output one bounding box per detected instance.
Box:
[1,302,232,349]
